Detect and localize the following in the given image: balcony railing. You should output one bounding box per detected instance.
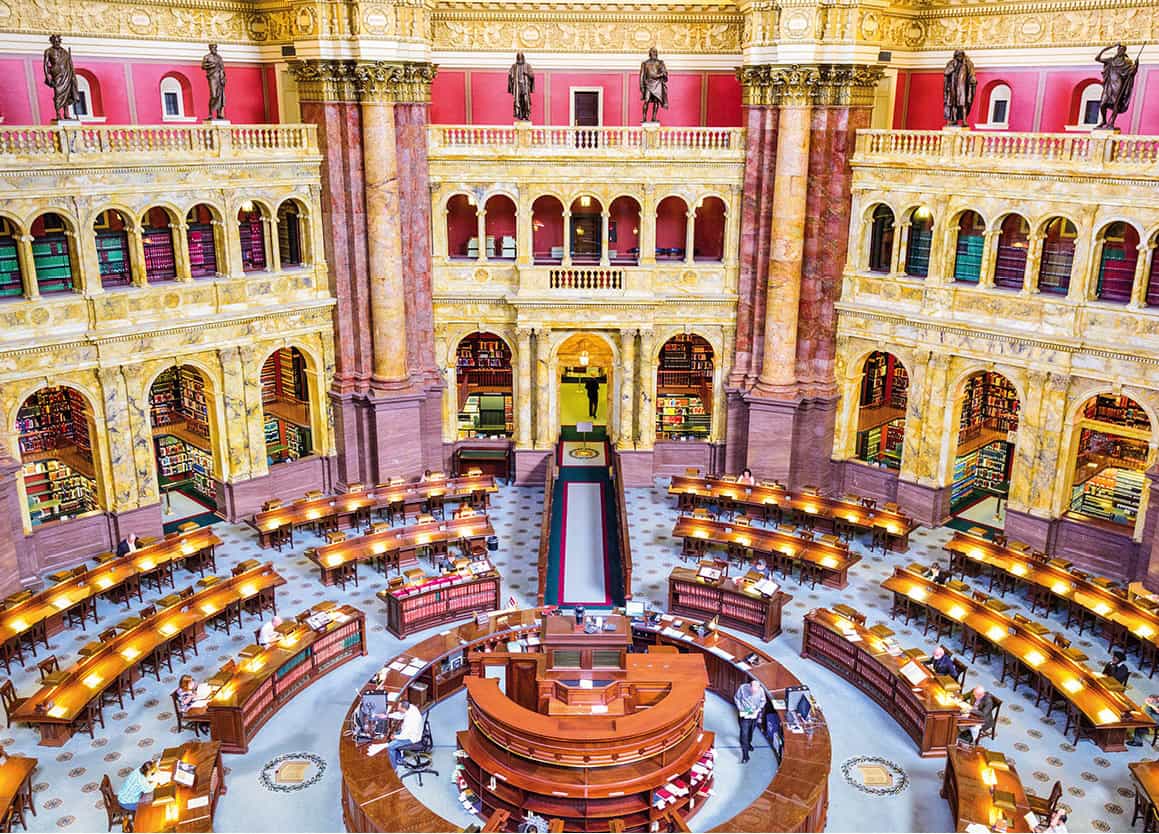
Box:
[549,267,624,290]
[430,124,745,160]
[0,123,319,164]
[854,129,1159,172]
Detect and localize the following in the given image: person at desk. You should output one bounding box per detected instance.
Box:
[419,470,432,483]
[929,645,956,677]
[116,532,139,558]
[1128,693,1159,747]
[175,674,198,714]
[258,616,284,648]
[734,680,767,764]
[387,700,424,767]
[1037,809,1068,833]
[962,685,997,741]
[1103,650,1130,686]
[737,468,756,486]
[117,761,158,813]
[928,561,950,585]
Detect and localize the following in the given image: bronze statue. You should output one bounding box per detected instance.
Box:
[202,43,226,120]
[639,47,669,122]
[1095,43,1138,130]
[942,50,977,127]
[507,53,534,122]
[42,35,79,121]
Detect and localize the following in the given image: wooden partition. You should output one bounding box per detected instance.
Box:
[537,455,557,606]
[612,450,634,601]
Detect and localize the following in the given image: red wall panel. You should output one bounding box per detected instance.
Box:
[628,72,700,126]
[0,58,36,124]
[973,70,1037,131]
[1137,68,1159,134]
[705,74,742,126]
[431,71,467,124]
[549,73,624,126]
[1040,69,1105,132]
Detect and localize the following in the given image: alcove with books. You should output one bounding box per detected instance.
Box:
[950,371,1020,514]
[261,347,315,463]
[655,334,713,440]
[16,386,101,526]
[456,332,514,439]
[149,365,218,511]
[854,351,908,470]
[1068,393,1152,527]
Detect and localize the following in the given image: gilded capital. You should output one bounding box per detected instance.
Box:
[738,63,883,108]
[289,59,437,104]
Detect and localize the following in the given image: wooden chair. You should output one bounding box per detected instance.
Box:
[1033,673,1067,716]
[0,640,24,676]
[20,621,48,657]
[107,574,142,609]
[1134,783,1156,829]
[961,625,995,664]
[951,657,968,690]
[72,699,105,739]
[99,775,129,832]
[138,604,157,619]
[1027,781,1063,820]
[335,561,359,592]
[0,680,26,728]
[425,494,446,521]
[1064,598,1094,635]
[798,561,822,591]
[1,795,27,832]
[101,669,136,711]
[140,644,173,681]
[1063,701,1096,746]
[36,655,59,681]
[167,629,198,664]
[1027,583,1054,616]
[999,653,1029,692]
[171,690,208,738]
[98,627,118,644]
[681,537,708,564]
[976,694,1001,743]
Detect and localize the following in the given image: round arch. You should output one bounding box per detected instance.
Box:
[531,195,565,265]
[93,207,137,288]
[655,333,715,441]
[853,351,910,469]
[993,213,1031,290]
[866,203,897,273]
[0,213,27,298]
[236,200,271,272]
[140,204,181,284]
[950,209,987,283]
[1093,220,1142,304]
[1036,216,1079,294]
[146,362,222,513]
[185,202,224,278]
[259,344,323,461]
[453,331,515,440]
[483,195,517,261]
[655,195,689,262]
[275,197,311,269]
[551,332,619,435]
[943,367,1023,521]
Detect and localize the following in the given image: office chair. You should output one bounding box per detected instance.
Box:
[398,717,439,786]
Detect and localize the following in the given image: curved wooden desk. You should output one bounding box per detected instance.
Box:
[339,609,830,833]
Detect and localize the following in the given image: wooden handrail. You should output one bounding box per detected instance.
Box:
[612,449,634,601]
[536,453,557,606]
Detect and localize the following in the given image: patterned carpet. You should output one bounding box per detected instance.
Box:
[5,481,1150,832]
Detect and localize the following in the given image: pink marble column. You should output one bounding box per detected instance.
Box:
[732,104,774,389]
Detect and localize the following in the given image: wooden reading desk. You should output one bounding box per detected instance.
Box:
[308,514,495,584]
[133,741,225,834]
[189,602,367,753]
[672,516,861,589]
[12,564,285,746]
[1130,760,1159,830]
[380,562,501,638]
[942,745,1032,832]
[882,566,1153,751]
[250,475,498,548]
[0,756,36,830]
[667,566,791,641]
[944,531,1159,661]
[802,607,978,756]
[667,475,916,549]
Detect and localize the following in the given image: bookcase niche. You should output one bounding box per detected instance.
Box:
[1069,394,1152,526]
[187,204,219,279]
[16,386,99,525]
[950,372,1020,510]
[94,209,133,288]
[855,351,908,469]
[31,213,75,295]
[656,333,713,440]
[141,207,177,283]
[0,218,22,297]
[149,365,217,508]
[238,206,267,272]
[261,347,314,463]
[456,332,513,439]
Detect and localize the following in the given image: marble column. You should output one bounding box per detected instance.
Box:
[221,210,246,280]
[476,206,488,263]
[535,329,552,448]
[362,97,410,388]
[128,223,148,287]
[265,214,282,273]
[618,329,636,449]
[562,211,572,267]
[600,211,611,267]
[16,235,38,299]
[1130,242,1155,308]
[0,447,34,591]
[636,330,656,451]
[978,230,1000,288]
[640,187,657,266]
[684,209,696,265]
[1022,233,1044,294]
[755,97,811,394]
[516,192,533,267]
[516,328,533,449]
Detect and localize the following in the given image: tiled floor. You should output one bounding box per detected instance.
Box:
[7,481,1151,832]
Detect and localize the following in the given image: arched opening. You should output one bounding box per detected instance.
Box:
[94,208,134,288]
[1095,222,1139,304]
[904,208,933,278]
[16,386,102,526]
[693,197,726,262]
[149,365,219,518]
[276,200,307,269]
[855,351,908,469]
[0,217,24,298]
[1037,217,1077,294]
[656,334,713,440]
[1068,394,1152,526]
[570,196,604,264]
[160,73,193,120]
[532,196,564,265]
[74,71,101,119]
[608,196,641,266]
[261,347,317,463]
[483,195,517,261]
[141,207,178,283]
[655,196,688,262]
[31,213,75,294]
[1147,232,1159,308]
[984,83,1011,128]
[994,214,1030,290]
[950,371,1021,527]
[238,202,268,272]
[1076,82,1104,127]
[186,204,219,278]
[557,334,613,431]
[868,205,895,273]
[952,211,986,283]
[445,194,477,260]
[456,332,513,439]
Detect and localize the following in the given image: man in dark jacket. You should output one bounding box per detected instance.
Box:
[115,532,139,558]
[584,379,599,418]
[1103,650,1130,686]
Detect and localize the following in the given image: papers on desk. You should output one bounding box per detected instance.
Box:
[899,660,928,686]
[388,660,406,671]
[842,633,862,643]
[526,635,541,647]
[387,692,400,703]
[333,612,351,625]
[708,646,734,661]
[737,662,751,671]
[174,762,195,787]
[1024,812,1039,829]
[752,578,780,597]
[771,699,787,710]
[579,679,594,690]
[190,699,209,710]
[401,662,424,676]
[661,627,685,640]
[195,683,212,699]
[186,795,210,810]
[366,742,387,757]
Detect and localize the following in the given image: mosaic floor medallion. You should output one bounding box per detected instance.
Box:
[258,752,327,793]
[840,756,909,796]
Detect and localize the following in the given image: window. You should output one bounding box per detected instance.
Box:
[986,84,1011,127]
[1079,84,1103,127]
[160,77,185,120]
[74,75,91,118]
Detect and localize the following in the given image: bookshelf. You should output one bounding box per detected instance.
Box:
[1070,467,1144,525]
[95,210,132,288]
[0,219,22,297]
[667,569,789,642]
[22,459,96,525]
[904,219,932,277]
[457,394,513,439]
[16,387,98,525]
[239,211,267,272]
[975,441,1011,493]
[951,450,978,506]
[142,223,177,282]
[994,243,1027,289]
[656,395,710,439]
[187,204,218,278]
[457,334,513,439]
[1096,241,1135,303]
[1038,240,1074,294]
[150,366,216,505]
[958,373,1019,444]
[1083,394,1151,431]
[657,335,713,440]
[276,206,303,267]
[31,214,74,294]
[953,231,983,283]
[384,571,501,638]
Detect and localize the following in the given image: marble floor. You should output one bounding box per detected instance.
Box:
[6,481,1152,832]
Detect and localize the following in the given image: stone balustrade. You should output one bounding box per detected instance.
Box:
[0,123,319,164]
[548,267,624,290]
[854,129,1159,173]
[429,123,745,161]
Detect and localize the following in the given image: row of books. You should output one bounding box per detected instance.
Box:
[22,459,96,525]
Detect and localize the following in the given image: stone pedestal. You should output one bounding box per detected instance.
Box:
[515,449,552,485]
[743,395,799,481]
[370,393,428,481]
[896,478,951,527]
[1142,467,1159,592]
[1002,508,1055,553]
[215,456,334,520]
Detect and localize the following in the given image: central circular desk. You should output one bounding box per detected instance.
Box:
[339,609,830,832]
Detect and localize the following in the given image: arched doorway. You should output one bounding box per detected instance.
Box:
[455,332,514,439]
[569,196,603,264]
[656,334,713,440]
[557,334,613,433]
[950,371,1021,527]
[855,351,908,469]
[15,386,103,526]
[532,196,564,265]
[445,194,477,260]
[608,196,640,265]
[260,347,318,463]
[1068,394,1152,527]
[149,365,219,521]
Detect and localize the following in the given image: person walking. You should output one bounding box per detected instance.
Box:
[584,379,600,419]
[734,679,767,763]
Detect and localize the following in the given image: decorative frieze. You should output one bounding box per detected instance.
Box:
[289,59,437,103]
[738,64,884,108]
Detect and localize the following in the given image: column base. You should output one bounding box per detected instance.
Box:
[214,456,335,521]
[742,393,837,491]
[1001,508,1054,552]
[895,479,951,527]
[616,449,655,487]
[514,449,552,485]
[834,460,900,505]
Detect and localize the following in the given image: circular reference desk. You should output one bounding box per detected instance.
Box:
[339,609,830,833]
